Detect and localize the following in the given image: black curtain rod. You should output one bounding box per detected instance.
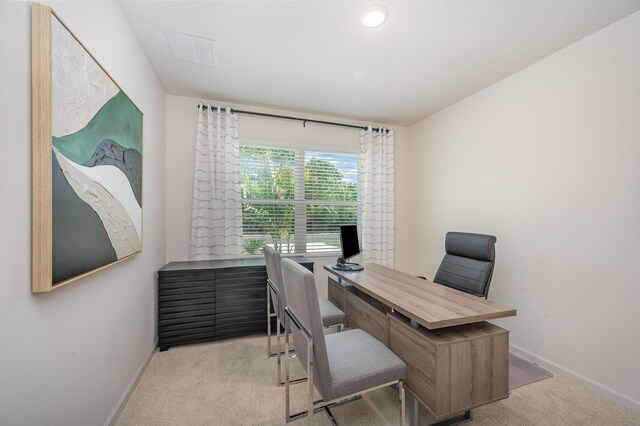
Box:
[198,104,388,133]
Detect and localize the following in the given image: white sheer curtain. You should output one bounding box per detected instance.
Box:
[190,105,243,260]
[359,126,394,267]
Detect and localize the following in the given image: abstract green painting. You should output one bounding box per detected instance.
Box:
[32,4,143,292]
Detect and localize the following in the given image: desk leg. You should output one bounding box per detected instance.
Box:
[409,394,419,426]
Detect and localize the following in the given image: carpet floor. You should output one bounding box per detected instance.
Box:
[116,335,640,425]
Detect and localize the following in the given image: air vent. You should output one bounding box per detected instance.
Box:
[164,30,218,66]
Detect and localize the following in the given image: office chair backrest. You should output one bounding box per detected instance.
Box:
[264,246,286,317]
[281,258,332,399]
[433,232,497,298]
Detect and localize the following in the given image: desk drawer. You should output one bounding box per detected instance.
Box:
[389,316,437,411]
[388,313,509,420]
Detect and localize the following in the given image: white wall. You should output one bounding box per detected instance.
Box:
[404,11,640,409]
[166,95,410,297]
[0,2,166,425]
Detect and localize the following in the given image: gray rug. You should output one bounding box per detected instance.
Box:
[509,352,553,390]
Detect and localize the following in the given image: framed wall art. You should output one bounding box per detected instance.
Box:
[32,4,143,292]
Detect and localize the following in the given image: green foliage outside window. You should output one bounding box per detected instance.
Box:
[240,146,357,254]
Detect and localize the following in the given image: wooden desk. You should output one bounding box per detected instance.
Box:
[324,263,516,424]
[324,263,516,329]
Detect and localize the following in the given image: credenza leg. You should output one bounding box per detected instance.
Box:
[409,394,419,426]
[430,410,472,426]
[407,388,472,426]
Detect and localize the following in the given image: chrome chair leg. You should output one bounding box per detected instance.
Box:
[307,337,314,426]
[276,315,281,386]
[277,321,344,386]
[267,280,281,358]
[278,328,307,386]
[399,380,406,426]
[284,312,314,425]
[285,314,291,421]
[267,284,272,358]
[286,382,398,424]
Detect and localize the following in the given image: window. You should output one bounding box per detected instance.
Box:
[240,145,358,255]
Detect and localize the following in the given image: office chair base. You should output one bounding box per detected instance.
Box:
[406,387,470,426]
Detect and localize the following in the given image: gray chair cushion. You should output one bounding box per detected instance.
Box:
[325,329,407,400]
[318,298,346,328]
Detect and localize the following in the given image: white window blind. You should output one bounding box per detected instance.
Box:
[240,145,358,256]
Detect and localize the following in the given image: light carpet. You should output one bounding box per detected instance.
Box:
[116,335,640,425]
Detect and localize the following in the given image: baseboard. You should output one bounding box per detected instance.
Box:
[509,343,640,414]
[105,339,158,426]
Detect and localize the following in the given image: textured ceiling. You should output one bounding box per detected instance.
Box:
[120,1,640,126]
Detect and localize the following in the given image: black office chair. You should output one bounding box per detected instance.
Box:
[420,232,497,299]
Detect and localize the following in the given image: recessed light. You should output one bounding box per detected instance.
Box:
[361,6,388,28]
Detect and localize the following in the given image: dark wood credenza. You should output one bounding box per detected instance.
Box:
[157,258,314,351]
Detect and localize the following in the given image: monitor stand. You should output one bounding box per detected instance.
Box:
[331,260,364,271]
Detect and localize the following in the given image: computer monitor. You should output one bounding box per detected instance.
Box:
[340,225,361,262]
[332,225,363,271]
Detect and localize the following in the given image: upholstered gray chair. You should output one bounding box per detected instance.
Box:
[264,247,346,384]
[431,232,497,298]
[281,258,407,425]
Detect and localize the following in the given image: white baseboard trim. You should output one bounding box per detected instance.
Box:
[510,343,640,414]
[105,339,158,426]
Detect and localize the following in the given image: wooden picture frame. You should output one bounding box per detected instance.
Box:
[32,4,143,292]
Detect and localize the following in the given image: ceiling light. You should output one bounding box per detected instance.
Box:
[361,6,388,28]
